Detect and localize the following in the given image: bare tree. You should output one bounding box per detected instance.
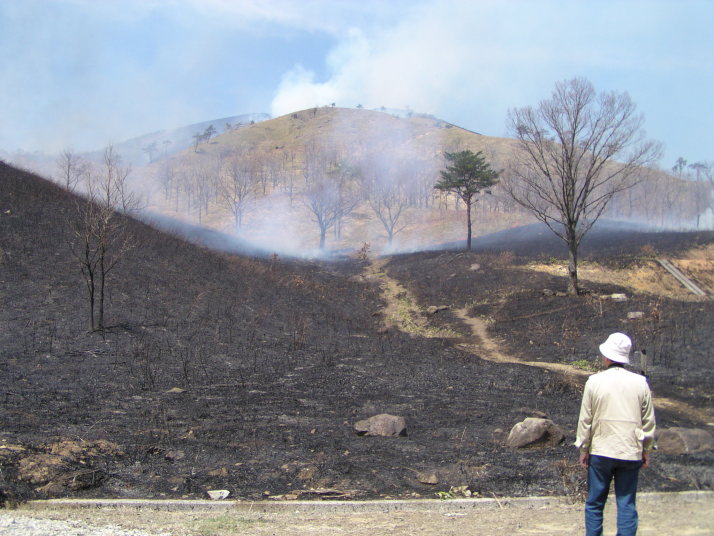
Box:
[302,147,360,249]
[326,159,361,240]
[505,77,662,294]
[305,178,340,249]
[218,151,256,230]
[188,156,221,223]
[687,161,714,228]
[69,146,137,331]
[362,156,409,244]
[55,149,88,192]
[158,161,177,206]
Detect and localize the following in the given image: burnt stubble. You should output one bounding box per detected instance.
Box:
[1,162,712,503]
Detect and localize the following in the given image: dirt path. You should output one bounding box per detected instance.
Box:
[7,492,714,535]
[364,257,453,338]
[365,257,714,426]
[452,308,591,377]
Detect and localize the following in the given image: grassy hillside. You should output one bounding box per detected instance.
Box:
[137,107,526,254]
[131,106,708,258]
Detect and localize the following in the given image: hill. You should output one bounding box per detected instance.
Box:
[131,106,708,257]
[1,161,713,504]
[85,113,271,166]
[7,106,707,259]
[132,106,525,255]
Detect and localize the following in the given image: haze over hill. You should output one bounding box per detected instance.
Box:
[130,106,710,258]
[7,105,711,259]
[86,113,271,166]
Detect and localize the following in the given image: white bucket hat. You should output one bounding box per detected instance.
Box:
[599,332,632,364]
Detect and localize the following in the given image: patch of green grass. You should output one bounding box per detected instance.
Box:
[571,359,599,372]
[390,295,459,339]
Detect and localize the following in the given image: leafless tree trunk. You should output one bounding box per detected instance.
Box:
[68,146,137,331]
[218,152,256,230]
[366,174,408,245]
[55,149,88,192]
[505,77,662,294]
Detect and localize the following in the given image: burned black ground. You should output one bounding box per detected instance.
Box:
[1,162,712,504]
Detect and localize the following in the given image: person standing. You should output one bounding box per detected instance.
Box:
[575,332,656,536]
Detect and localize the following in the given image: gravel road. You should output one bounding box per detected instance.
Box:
[0,492,714,536]
[2,492,713,536]
[0,515,170,536]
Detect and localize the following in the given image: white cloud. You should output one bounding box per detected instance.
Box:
[270,0,714,150]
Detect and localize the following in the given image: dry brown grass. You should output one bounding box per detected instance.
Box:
[526,243,714,300]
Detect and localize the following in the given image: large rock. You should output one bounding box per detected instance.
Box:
[656,428,714,454]
[207,489,230,500]
[506,418,565,448]
[354,414,407,437]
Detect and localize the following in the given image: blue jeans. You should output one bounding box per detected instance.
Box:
[585,455,642,536]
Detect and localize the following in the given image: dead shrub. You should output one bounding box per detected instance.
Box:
[640,243,657,257]
[355,242,370,261]
[539,374,583,397]
[553,457,587,502]
[491,250,515,268]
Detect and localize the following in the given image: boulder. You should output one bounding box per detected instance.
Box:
[506,418,565,448]
[656,428,714,454]
[355,414,407,437]
[165,450,185,462]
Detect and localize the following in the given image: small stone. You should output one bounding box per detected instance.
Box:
[165,387,185,394]
[416,472,439,485]
[610,293,628,302]
[355,414,407,437]
[627,311,645,320]
[208,467,229,477]
[164,450,185,462]
[297,466,318,481]
[207,489,230,500]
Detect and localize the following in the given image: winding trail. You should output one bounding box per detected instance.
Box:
[365,257,714,426]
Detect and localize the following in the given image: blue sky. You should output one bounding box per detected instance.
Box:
[1,0,712,167]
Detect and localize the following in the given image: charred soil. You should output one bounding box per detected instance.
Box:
[1,162,712,506]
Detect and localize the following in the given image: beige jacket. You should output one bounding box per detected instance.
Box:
[575,365,656,461]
